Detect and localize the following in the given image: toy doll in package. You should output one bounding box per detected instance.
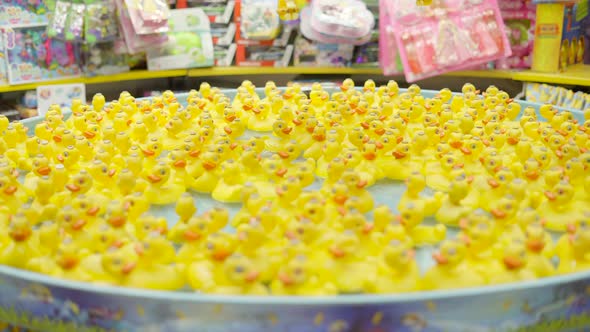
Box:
[125,0,170,35]
[239,0,280,40]
[0,0,50,26]
[310,0,375,40]
[3,26,82,84]
[382,0,511,82]
[82,42,129,76]
[299,6,373,45]
[146,8,214,70]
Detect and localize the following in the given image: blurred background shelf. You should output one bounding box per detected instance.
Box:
[512,64,590,87]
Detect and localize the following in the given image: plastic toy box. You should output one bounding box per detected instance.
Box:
[293,35,354,67]
[146,8,214,70]
[235,44,293,66]
[496,0,536,69]
[214,43,237,66]
[532,0,588,72]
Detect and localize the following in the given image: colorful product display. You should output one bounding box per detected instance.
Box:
[147,8,214,70]
[81,42,130,76]
[381,0,512,82]
[496,0,536,69]
[532,0,588,72]
[526,82,590,111]
[0,81,589,331]
[293,35,354,66]
[3,26,82,84]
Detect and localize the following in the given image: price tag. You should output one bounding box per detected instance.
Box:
[36,83,86,116]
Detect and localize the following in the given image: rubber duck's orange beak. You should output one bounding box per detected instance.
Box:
[122,262,136,274]
[66,184,80,192]
[224,126,232,135]
[507,137,519,145]
[275,186,286,196]
[134,243,145,256]
[53,135,62,143]
[245,271,260,283]
[3,185,17,195]
[458,218,469,229]
[393,151,406,159]
[374,128,385,136]
[557,129,568,137]
[57,154,65,163]
[454,163,464,169]
[189,150,201,158]
[203,161,217,171]
[276,168,288,177]
[278,151,290,159]
[487,178,499,188]
[147,174,162,183]
[361,122,370,129]
[292,118,302,126]
[460,146,471,155]
[212,249,231,261]
[482,139,490,146]
[375,141,384,149]
[72,219,87,231]
[333,194,348,205]
[340,85,349,92]
[87,206,100,216]
[109,216,126,227]
[282,127,293,134]
[363,151,377,161]
[491,209,507,219]
[362,223,374,234]
[229,143,238,150]
[544,191,557,201]
[306,126,315,134]
[526,239,545,252]
[555,149,564,159]
[329,246,346,258]
[467,175,475,184]
[450,141,462,148]
[525,170,539,180]
[567,223,577,234]
[432,252,448,265]
[173,159,187,168]
[60,257,79,270]
[252,108,261,114]
[36,166,51,176]
[108,169,117,177]
[83,131,96,139]
[503,257,523,270]
[183,230,202,241]
[460,234,471,246]
[356,179,368,189]
[278,272,295,286]
[142,149,155,157]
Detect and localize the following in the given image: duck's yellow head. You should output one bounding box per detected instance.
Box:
[66,170,93,194]
[502,241,527,270]
[490,195,518,220]
[141,137,163,158]
[181,216,210,242]
[277,255,310,286]
[205,233,237,262]
[433,239,466,266]
[72,194,100,218]
[276,176,303,201]
[278,140,301,162]
[383,240,415,268]
[544,180,575,205]
[398,202,424,228]
[102,248,138,276]
[328,231,359,259]
[224,254,261,285]
[8,213,33,242]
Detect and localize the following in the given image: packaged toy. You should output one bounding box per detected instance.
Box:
[235,44,293,66]
[310,0,375,39]
[84,0,119,43]
[3,26,82,84]
[82,42,129,76]
[238,0,281,40]
[186,0,236,24]
[299,6,373,45]
[65,0,86,41]
[235,23,294,45]
[379,0,403,75]
[214,43,237,66]
[116,0,168,54]
[495,0,535,69]
[352,41,379,67]
[532,0,588,72]
[124,0,170,35]
[293,35,354,67]
[147,8,214,70]
[47,0,72,39]
[0,0,50,26]
[381,0,511,82]
[526,82,590,111]
[211,23,236,46]
[0,31,8,86]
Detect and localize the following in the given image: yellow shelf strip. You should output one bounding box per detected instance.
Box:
[1,65,589,93]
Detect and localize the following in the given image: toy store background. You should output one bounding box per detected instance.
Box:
[0,0,589,122]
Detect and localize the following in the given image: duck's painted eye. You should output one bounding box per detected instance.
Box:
[207,243,214,250]
[160,169,166,175]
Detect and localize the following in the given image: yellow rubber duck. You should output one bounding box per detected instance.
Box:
[189,149,221,193]
[435,175,474,226]
[247,101,276,132]
[398,201,446,245]
[0,213,41,269]
[340,170,373,213]
[0,175,27,212]
[523,223,555,278]
[399,171,443,217]
[541,180,583,231]
[143,161,185,205]
[422,239,486,290]
[488,240,537,284]
[212,159,245,203]
[186,232,239,290]
[556,219,590,274]
[270,255,338,295]
[370,240,420,293]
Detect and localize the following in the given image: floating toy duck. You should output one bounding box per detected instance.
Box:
[422,239,486,290]
[398,201,446,246]
[399,171,443,217]
[488,240,537,284]
[370,240,420,293]
[270,255,338,295]
[143,162,185,205]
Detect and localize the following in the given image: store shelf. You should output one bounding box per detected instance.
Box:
[2,65,587,93]
[0,69,188,93]
[512,64,590,87]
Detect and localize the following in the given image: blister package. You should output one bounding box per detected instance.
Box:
[310,0,374,39]
[382,0,511,82]
[125,0,170,35]
[47,0,72,39]
[85,0,119,43]
[117,0,168,54]
[299,6,372,45]
[82,42,129,76]
[239,0,280,40]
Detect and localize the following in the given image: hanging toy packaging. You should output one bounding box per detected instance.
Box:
[495,0,535,69]
[239,0,281,40]
[382,0,511,82]
[125,0,171,35]
[84,0,119,43]
[379,0,403,75]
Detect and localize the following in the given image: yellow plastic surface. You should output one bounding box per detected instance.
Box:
[513,64,590,86]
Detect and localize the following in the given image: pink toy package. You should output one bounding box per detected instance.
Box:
[300,6,373,45]
[379,0,402,75]
[309,0,375,39]
[116,0,168,54]
[495,0,536,69]
[382,0,512,82]
[124,0,170,35]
